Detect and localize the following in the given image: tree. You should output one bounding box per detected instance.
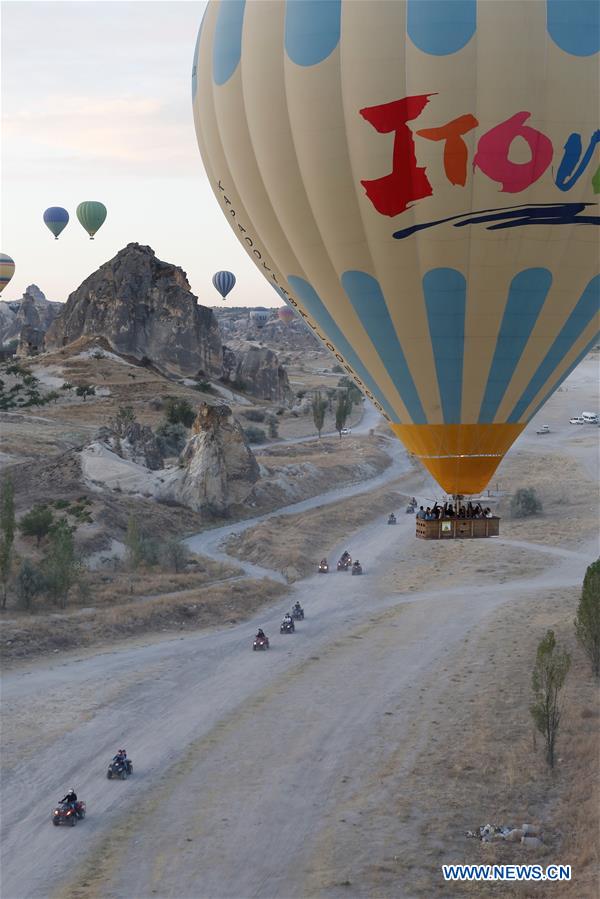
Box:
[156,422,188,456]
[111,405,136,436]
[336,376,363,405]
[76,384,96,401]
[159,537,189,573]
[15,559,46,611]
[19,505,53,546]
[165,398,196,428]
[267,414,279,439]
[61,382,74,391]
[575,558,600,678]
[43,520,80,608]
[311,391,328,438]
[125,514,143,570]
[0,476,15,608]
[511,487,543,518]
[530,629,571,768]
[335,390,353,438]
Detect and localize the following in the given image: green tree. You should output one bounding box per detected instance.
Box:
[267,414,279,439]
[511,487,543,518]
[335,390,353,438]
[336,376,363,405]
[76,384,96,401]
[125,514,143,569]
[530,629,571,768]
[165,398,196,428]
[19,504,54,547]
[61,382,73,391]
[111,405,136,436]
[0,476,15,608]
[15,559,46,611]
[574,558,600,678]
[311,390,328,438]
[43,520,80,609]
[159,537,189,573]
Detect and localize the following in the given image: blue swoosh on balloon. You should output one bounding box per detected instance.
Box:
[392,203,600,240]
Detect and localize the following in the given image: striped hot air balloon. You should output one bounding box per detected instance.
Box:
[0,254,15,294]
[192,0,600,495]
[76,201,107,239]
[212,270,236,300]
[250,310,270,329]
[43,207,69,239]
[278,306,295,324]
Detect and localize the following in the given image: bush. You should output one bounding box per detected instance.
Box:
[61,382,73,391]
[575,558,600,678]
[53,499,71,510]
[156,422,188,456]
[165,398,196,428]
[244,426,267,444]
[15,559,46,611]
[267,414,279,439]
[194,380,214,394]
[332,364,343,373]
[511,487,543,518]
[242,409,266,422]
[159,537,189,573]
[76,384,96,401]
[19,505,54,546]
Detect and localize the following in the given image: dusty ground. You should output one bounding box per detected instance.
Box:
[0,358,597,899]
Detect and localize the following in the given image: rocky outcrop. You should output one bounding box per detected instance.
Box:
[174,404,259,514]
[0,286,60,348]
[17,324,45,357]
[45,243,222,378]
[224,345,291,402]
[96,422,164,471]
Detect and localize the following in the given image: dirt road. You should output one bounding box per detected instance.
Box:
[0,361,597,899]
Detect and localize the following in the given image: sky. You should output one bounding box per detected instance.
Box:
[1,0,280,307]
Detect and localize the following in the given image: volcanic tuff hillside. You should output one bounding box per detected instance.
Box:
[45,243,223,378]
[0,285,61,348]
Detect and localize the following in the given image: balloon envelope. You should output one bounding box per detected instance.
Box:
[212,270,236,299]
[43,207,69,239]
[250,310,269,328]
[0,254,15,294]
[76,201,107,239]
[278,306,295,324]
[193,0,600,494]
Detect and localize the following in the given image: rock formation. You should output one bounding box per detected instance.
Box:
[17,324,45,358]
[0,286,60,348]
[45,244,222,378]
[174,404,259,514]
[96,422,164,471]
[223,345,291,402]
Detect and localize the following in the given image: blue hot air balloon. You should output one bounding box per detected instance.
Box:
[212,270,236,300]
[43,207,69,239]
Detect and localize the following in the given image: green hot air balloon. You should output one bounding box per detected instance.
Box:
[76,201,107,240]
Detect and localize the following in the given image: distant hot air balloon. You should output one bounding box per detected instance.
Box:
[0,254,15,294]
[43,207,69,239]
[250,310,270,329]
[212,270,236,300]
[278,306,295,325]
[193,0,600,496]
[76,201,107,239]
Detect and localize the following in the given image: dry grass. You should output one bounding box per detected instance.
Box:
[0,577,286,666]
[88,559,242,606]
[308,587,599,898]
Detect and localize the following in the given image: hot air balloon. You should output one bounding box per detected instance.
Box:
[0,254,15,294]
[212,270,236,300]
[250,310,270,329]
[193,1,600,496]
[278,306,295,325]
[76,201,107,239]
[43,207,69,239]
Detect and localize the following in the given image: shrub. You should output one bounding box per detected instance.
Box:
[242,409,266,422]
[76,384,96,401]
[511,487,543,518]
[61,382,73,391]
[267,415,279,439]
[575,558,600,678]
[164,398,196,428]
[244,426,266,444]
[15,559,46,611]
[332,364,343,373]
[159,537,189,573]
[19,505,54,546]
[156,422,188,456]
[42,519,80,608]
[194,380,214,394]
[53,499,71,510]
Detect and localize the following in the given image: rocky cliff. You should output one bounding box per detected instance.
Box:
[174,404,259,514]
[45,244,222,378]
[223,345,291,403]
[0,286,60,348]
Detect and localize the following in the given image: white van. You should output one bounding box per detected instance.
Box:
[581,412,598,424]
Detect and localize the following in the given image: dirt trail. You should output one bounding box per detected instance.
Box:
[0,361,597,899]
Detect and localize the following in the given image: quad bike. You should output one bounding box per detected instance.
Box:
[52,801,86,827]
[107,759,133,780]
[253,635,270,650]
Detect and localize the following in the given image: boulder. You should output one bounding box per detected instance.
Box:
[521,836,544,849]
[521,824,542,836]
[46,243,222,378]
[504,829,524,843]
[227,345,291,402]
[174,403,259,514]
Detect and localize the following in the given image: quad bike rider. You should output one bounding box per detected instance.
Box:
[337,551,352,571]
[291,601,304,620]
[351,560,363,575]
[280,613,295,633]
[53,789,86,826]
[253,628,270,650]
[107,748,133,779]
[318,558,329,573]
[388,513,397,524]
